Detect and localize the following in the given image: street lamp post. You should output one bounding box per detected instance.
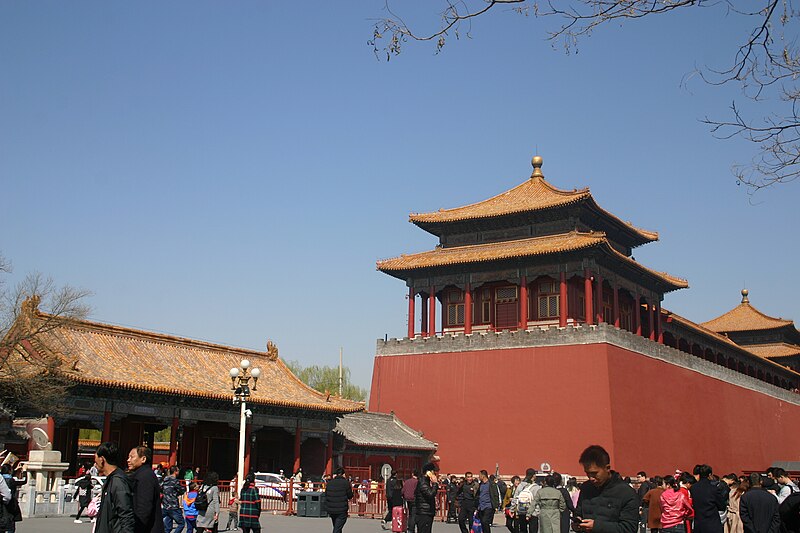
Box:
[230,359,261,485]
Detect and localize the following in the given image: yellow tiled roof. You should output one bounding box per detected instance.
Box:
[745,343,800,359]
[31,315,364,414]
[376,231,688,290]
[702,303,794,333]
[408,176,658,243]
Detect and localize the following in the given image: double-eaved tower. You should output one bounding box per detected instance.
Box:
[370,155,800,476]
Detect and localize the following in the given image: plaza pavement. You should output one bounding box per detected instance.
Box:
[19,510,486,532]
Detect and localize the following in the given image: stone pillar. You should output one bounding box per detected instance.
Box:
[519,276,528,330]
[293,425,301,473]
[584,269,594,325]
[595,274,604,324]
[464,284,473,334]
[428,286,436,336]
[559,272,568,327]
[168,416,179,466]
[421,294,428,337]
[634,295,641,336]
[613,285,620,328]
[407,287,415,339]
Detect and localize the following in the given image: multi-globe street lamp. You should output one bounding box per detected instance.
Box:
[230,359,261,485]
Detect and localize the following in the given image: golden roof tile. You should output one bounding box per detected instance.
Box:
[702,291,794,333]
[408,171,658,243]
[376,231,688,290]
[745,343,800,359]
[31,315,364,414]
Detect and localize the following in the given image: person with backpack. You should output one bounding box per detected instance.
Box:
[183,483,199,533]
[238,473,262,533]
[515,468,541,533]
[195,472,220,533]
[73,471,93,524]
[0,464,23,532]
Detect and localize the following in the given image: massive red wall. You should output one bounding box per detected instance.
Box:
[369,344,800,477]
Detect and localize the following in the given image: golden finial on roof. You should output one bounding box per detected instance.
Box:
[741,288,749,304]
[531,155,544,178]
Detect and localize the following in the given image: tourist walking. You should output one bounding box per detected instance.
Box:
[637,473,655,533]
[642,476,666,533]
[0,464,23,532]
[195,471,220,533]
[238,473,262,533]
[403,471,420,533]
[534,474,566,533]
[515,469,541,533]
[94,442,135,533]
[740,474,780,533]
[127,446,165,533]
[414,463,439,533]
[574,445,639,533]
[690,465,727,533]
[553,472,577,533]
[73,471,93,524]
[183,483,199,533]
[457,472,479,533]
[475,470,500,533]
[325,467,354,533]
[725,476,747,533]
[660,476,693,533]
[504,476,521,533]
[161,466,186,533]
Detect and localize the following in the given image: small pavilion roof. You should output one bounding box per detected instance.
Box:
[377,230,688,291]
[702,290,795,333]
[333,411,436,451]
[17,306,363,414]
[745,343,800,359]
[408,157,658,245]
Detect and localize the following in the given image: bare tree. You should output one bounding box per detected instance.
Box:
[0,253,91,415]
[370,0,800,191]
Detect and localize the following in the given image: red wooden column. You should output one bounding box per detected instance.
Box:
[613,285,620,328]
[46,415,56,445]
[244,424,253,475]
[293,425,301,473]
[648,303,655,341]
[656,302,664,343]
[428,286,436,336]
[325,433,333,476]
[407,287,415,338]
[559,272,568,327]
[519,276,528,330]
[584,269,594,325]
[595,274,604,324]
[634,295,641,336]
[464,283,473,334]
[421,294,428,337]
[168,416,179,466]
[102,410,112,443]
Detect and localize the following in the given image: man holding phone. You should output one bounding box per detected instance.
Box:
[574,445,638,533]
[415,463,439,533]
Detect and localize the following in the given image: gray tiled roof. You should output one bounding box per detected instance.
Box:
[334,411,437,451]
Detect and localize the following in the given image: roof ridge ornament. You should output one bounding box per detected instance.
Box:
[531,155,544,178]
[741,288,750,304]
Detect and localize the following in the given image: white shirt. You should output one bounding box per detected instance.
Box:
[0,475,11,504]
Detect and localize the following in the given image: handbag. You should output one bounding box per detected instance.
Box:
[471,511,483,533]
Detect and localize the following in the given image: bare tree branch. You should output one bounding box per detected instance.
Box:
[370,0,800,191]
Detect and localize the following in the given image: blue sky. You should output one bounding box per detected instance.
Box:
[2,2,798,390]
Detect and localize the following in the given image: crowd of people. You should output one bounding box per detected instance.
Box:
[320,446,800,533]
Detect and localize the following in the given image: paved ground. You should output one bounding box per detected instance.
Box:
[19,511,479,532]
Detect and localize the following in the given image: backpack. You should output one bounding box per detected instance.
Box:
[516,483,534,515]
[195,486,210,512]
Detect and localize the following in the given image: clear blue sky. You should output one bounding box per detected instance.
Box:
[2,2,798,390]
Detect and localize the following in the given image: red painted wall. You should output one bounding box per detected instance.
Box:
[369,343,800,476]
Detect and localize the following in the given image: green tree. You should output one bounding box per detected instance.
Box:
[284,360,368,402]
[371,0,800,191]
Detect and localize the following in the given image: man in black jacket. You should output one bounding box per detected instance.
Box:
[95,442,135,533]
[127,446,164,533]
[160,466,185,533]
[741,473,781,533]
[575,445,638,533]
[414,463,439,533]
[690,465,726,533]
[325,468,354,533]
[457,472,479,533]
